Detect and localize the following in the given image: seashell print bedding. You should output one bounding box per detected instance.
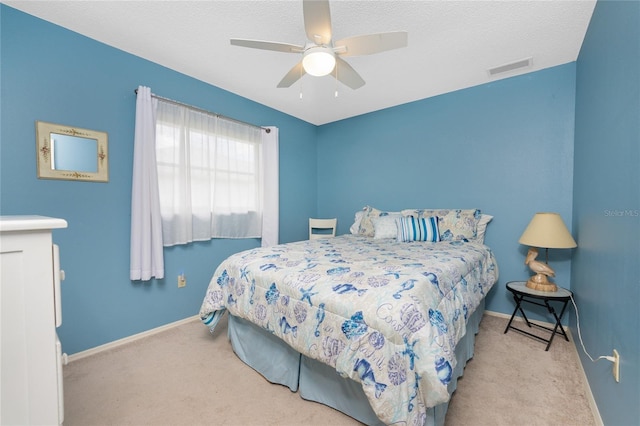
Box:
[200,234,498,425]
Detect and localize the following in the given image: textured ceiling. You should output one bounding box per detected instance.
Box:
[4,0,596,125]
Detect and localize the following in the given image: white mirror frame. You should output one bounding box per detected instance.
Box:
[36,121,109,182]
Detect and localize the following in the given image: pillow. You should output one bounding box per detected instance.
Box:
[358,206,401,237]
[401,208,481,241]
[475,214,493,244]
[349,210,365,234]
[437,209,481,241]
[372,215,400,239]
[401,208,451,218]
[396,216,440,242]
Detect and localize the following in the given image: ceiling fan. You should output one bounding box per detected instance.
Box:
[230,0,408,90]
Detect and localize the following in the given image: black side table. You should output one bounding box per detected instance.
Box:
[504,281,572,351]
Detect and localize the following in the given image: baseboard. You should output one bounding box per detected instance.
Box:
[568,330,604,426]
[484,309,571,338]
[66,314,200,363]
[484,310,603,425]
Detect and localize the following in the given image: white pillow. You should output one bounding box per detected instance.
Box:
[349,211,365,234]
[372,215,401,239]
[476,214,493,244]
[358,206,403,237]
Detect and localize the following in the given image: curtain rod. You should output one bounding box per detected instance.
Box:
[133,89,270,133]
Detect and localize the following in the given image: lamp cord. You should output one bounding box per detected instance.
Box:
[570,294,616,363]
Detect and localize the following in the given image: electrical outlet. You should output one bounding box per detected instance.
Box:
[178,274,186,288]
[612,349,620,382]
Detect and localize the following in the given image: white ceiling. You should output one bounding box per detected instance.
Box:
[4,0,596,125]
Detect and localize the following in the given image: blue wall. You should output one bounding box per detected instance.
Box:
[316,64,577,318]
[0,6,318,354]
[4,3,637,422]
[573,1,640,424]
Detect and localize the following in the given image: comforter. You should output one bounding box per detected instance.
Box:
[200,235,498,425]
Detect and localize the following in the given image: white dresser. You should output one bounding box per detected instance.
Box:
[0,216,67,425]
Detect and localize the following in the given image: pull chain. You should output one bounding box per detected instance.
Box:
[299,64,303,100]
[334,63,339,98]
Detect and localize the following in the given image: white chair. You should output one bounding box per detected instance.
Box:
[309,218,337,240]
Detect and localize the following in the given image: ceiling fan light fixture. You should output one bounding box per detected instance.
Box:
[302,46,336,76]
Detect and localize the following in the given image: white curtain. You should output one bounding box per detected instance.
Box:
[261,127,279,247]
[130,86,164,280]
[155,99,264,245]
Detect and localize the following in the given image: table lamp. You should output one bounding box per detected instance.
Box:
[518,212,577,292]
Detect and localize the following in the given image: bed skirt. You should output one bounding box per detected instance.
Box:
[227,299,485,425]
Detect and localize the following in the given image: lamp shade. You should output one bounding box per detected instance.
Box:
[302,46,336,76]
[518,212,577,249]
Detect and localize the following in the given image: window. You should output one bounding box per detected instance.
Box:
[155,99,263,246]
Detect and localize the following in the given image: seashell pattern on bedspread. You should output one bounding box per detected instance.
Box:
[199,234,498,425]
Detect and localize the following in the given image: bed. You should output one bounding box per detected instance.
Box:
[200,208,498,425]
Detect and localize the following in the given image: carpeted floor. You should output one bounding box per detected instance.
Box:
[63,313,596,425]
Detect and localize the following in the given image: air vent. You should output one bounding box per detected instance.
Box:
[488,57,533,76]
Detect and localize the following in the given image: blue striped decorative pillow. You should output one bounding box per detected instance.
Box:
[397,216,440,242]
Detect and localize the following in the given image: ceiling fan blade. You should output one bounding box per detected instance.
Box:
[231,39,304,53]
[334,57,365,90]
[335,31,408,57]
[303,0,332,45]
[277,61,306,88]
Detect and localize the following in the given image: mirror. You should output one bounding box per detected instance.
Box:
[36,121,108,182]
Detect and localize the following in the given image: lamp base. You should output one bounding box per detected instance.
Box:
[525,274,557,292]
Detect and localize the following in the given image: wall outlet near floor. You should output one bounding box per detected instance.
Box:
[178,274,186,288]
[612,349,620,382]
